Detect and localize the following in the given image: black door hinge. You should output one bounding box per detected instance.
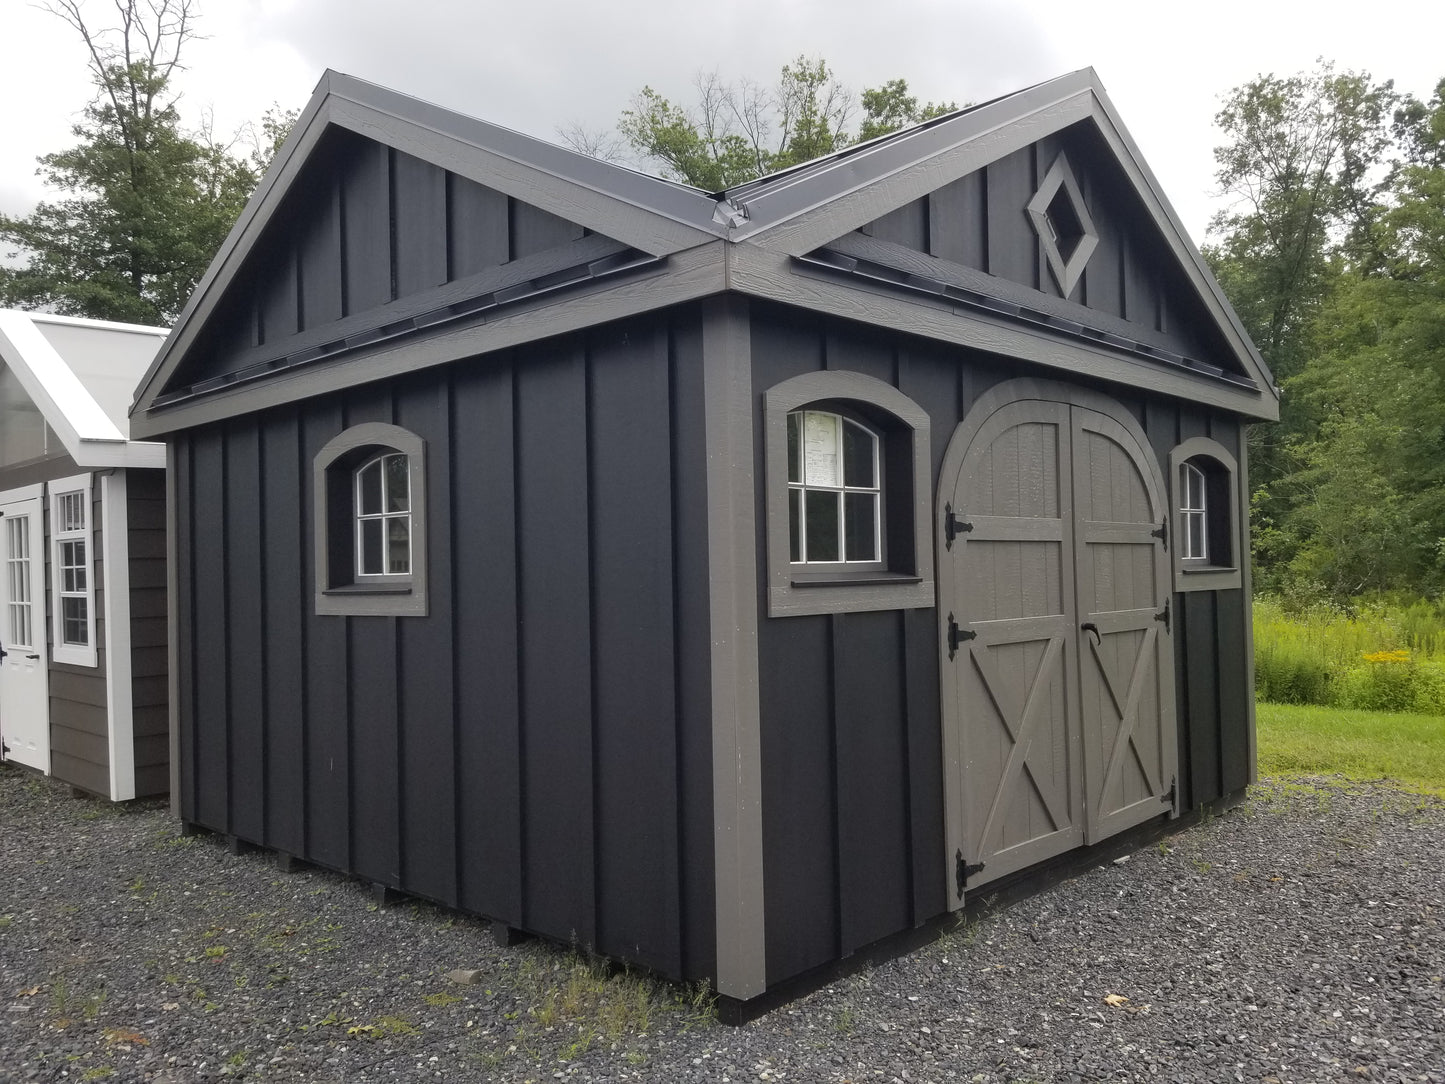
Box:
[947,613,976,659]
[1154,597,1170,633]
[944,503,973,550]
[1162,774,1177,809]
[956,849,985,899]
[1151,518,1168,550]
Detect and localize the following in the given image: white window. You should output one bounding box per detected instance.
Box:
[355,452,412,577]
[763,371,935,618]
[787,410,882,566]
[48,474,97,666]
[1179,461,1208,561]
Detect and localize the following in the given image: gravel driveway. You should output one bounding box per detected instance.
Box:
[2,763,1441,1083]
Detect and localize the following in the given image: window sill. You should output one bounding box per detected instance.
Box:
[323,582,414,596]
[1173,562,1242,593]
[790,570,923,589]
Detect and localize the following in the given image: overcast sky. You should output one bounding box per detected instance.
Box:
[3,0,1443,250]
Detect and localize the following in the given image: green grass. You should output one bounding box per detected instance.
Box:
[1257,701,1445,796]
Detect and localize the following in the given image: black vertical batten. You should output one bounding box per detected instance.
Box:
[176,435,197,822]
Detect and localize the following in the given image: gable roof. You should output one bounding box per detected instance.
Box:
[132,67,1277,433]
[0,310,166,469]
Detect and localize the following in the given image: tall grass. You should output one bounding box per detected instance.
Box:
[1253,594,1445,712]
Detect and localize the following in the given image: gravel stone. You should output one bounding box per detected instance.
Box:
[2,765,1442,1082]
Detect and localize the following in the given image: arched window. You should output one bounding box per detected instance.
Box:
[1168,436,1242,592]
[313,423,428,616]
[764,371,934,617]
[787,410,882,566]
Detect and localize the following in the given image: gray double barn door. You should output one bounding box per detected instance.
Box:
[939,388,1176,901]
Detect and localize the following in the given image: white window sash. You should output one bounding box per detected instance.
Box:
[47,472,97,667]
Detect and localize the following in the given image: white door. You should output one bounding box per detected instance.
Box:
[1,495,49,772]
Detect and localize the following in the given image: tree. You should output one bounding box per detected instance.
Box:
[599,59,958,190]
[0,0,286,325]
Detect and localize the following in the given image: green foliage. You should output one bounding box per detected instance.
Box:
[1254,593,1445,712]
[1256,702,1445,796]
[606,58,960,189]
[1210,66,1445,600]
[0,0,293,324]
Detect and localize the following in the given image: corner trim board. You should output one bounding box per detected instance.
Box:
[702,295,767,999]
[101,470,136,801]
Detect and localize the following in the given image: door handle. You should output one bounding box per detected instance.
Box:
[25,653,39,660]
[1080,622,1101,646]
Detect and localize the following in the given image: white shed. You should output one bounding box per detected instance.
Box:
[0,310,169,800]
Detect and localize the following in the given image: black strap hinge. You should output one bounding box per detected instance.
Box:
[1163,774,1177,809]
[1151,518,1168,550]
[947,613,976,659]
[944,503,973,550]
[956,849,985,899]
[1154,597,1170,633]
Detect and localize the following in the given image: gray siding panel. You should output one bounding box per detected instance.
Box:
[298,182,344,329]
[590,323,680,971]
[449,175,510,277]
[511,199,585,259]
[226,420,266,842]
[392,152,449,299]
[396,377,457,905]
[191,430,229,829]
[928,171,986,271]
[986,146,1036,287]
[515,338,596,945]
[452,360,523,922]
[261,409,306,856]
[342,140,393,315]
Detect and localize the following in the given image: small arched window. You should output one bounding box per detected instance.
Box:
[1168,437,1242,592]
[314,423,428,616]
[764,371,935,617]
[786,410,882,566]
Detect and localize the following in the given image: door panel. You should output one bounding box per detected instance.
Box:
[939,390,1175,902]
[1,496,50,772]
[1072,408,1176,841]
[942,401,1083,892]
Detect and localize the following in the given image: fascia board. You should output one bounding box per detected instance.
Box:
[1083,94,1278,397]
[323,74,722,250]
[733,71,1099,250]
[727,245,1279,422]
[130,240,728,439]
[0,310,120,452]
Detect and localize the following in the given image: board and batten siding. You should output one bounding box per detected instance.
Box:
[181,129,591,390]
[172,309,717,984]
[749,302,1253,988]
[126,468,170,797]
[857,121,1224,371]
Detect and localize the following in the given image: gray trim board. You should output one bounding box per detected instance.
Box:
[131,243,727,439]
[1239,434,1258,785]
[761,371,935,617]
[166,440,181,815]
[702,295,766,999]
[727,246,1278,421]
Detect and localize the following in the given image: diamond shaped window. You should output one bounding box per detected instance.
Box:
[1026,152,1098,297]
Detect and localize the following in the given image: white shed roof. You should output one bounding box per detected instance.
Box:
[0,310,167,469]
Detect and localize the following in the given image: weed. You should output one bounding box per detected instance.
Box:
[80,1068,114,1081]
[226,1051,247,1070]
[0,914,12,929]
[835,1004,856,1034]
[204,945,227,959]
[423,991,462,1008]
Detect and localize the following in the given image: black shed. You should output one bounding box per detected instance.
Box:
[131,68,1278,1005]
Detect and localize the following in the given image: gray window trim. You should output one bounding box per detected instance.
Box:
[1168,436,1242,593]
[313,422,429,617]
[764,371,934,617]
